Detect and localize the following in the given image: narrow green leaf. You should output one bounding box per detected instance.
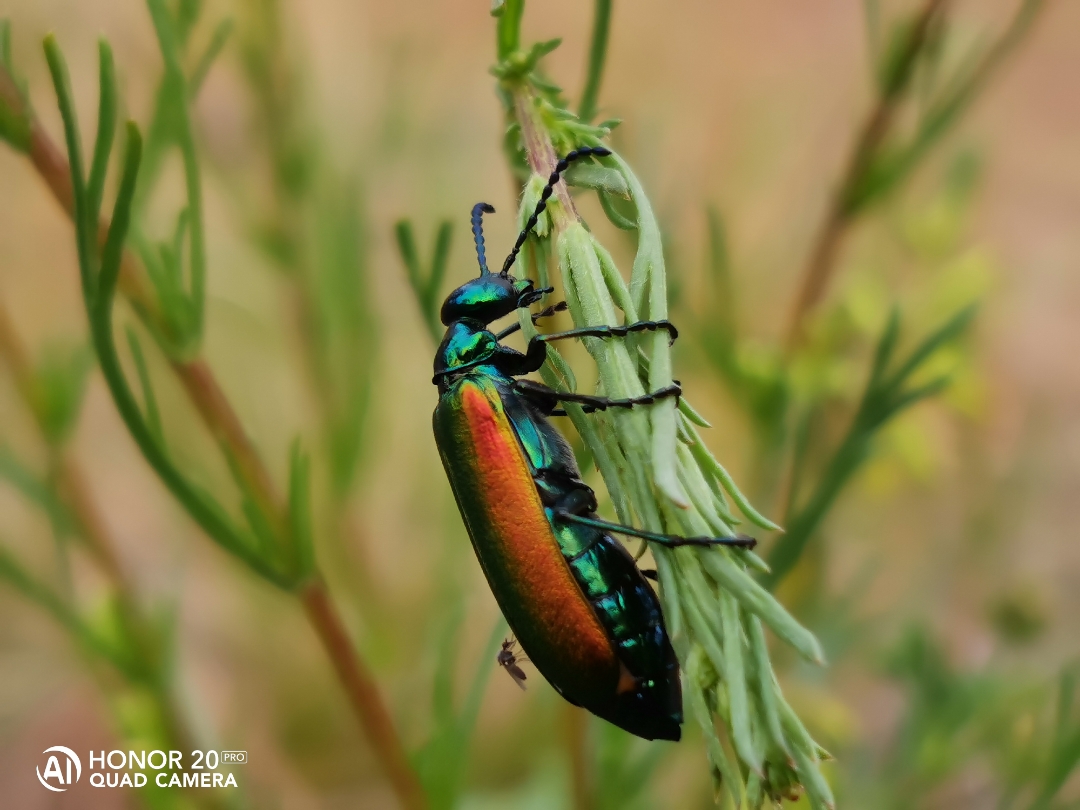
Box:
[746,616,791,757]
[456,616,506,759]
[598,189,638,230]
[720,590,761,774]
[427,220,454,313]
[884,375,952,419]
[524,37,562,70]
[0,21,12,71]
[705,206,736,335]
[699,549,825,665]
[96,124,140,308]
[566,163,628,197]
[124,327,163,446]
[868,306,901,390]
[678,398,711,428]
[882,304,975,394]
[592,237,637,320]
[686,650,743,808]
[0,447,74,534]
[677,444,733,538]
[87,123,288,586]
[0,22,31,153]
[43,34,93,294]
[189,18,233,95]
[686,422,782,531]
[146,0,207,343]
[653,548,683,646]
[287,440,315,580]
[0,544,78,632]
[87,40,117,227]
[394,219,421,289]
[240,493,279,560]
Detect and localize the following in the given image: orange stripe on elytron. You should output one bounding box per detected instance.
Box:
[456,381,616,680]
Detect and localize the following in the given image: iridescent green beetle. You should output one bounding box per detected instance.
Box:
[432,147,755,741]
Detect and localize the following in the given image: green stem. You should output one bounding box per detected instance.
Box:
[578,0,612,122]
[146,0,206,341]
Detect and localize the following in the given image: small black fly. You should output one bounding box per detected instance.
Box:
[497,638,529,691]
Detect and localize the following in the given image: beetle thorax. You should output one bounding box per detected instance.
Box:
[434,320,501,379]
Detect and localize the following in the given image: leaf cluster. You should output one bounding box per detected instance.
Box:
[42,16,314,589]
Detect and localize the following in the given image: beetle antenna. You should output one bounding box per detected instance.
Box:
[472,202,496,275]
[500,146,612,277]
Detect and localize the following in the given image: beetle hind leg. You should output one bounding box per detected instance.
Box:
[550,490,756,550]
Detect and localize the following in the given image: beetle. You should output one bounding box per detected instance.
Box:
[497,637,530,691]
[432,146,755,741]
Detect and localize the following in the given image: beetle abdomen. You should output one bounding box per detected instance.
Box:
[564,531,682,741]
[433,376,622,710]
[434,373,681,741]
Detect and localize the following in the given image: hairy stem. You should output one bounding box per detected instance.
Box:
[512,87,580,230]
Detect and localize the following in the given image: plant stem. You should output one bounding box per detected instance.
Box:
[0,301,210,802]
[512,87,580,231]
[782,0,948,354]
[578,0,612,123]
[565,703,593,810]
[0,305,129,586]
[2,59,423,809]
[0,66,283,534]
[301,580,428,810]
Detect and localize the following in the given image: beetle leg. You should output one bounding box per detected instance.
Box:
[495,300,569,340]
[513,378,682,415]
[550,493,756,550]
[533,319,678,346]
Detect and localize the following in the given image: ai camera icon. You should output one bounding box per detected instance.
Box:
[36,746,82,792]
[220,751,248,764]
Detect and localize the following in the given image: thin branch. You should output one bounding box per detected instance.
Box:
[578,0,612,123]
[0,62,282,528]
[782,0,948,354]
[566,702,593,810]
[512,86,582,231]
[0,305,126,586]
[0,299,208,780]
[301,581,428,810]
[3,52,425,807]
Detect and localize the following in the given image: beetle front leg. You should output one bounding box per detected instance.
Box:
[533,319,679,346]
[495,300,569,340]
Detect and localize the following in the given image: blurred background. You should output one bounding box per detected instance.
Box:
[0,0,1077,807]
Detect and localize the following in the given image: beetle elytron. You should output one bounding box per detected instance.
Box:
[432,147,755,741]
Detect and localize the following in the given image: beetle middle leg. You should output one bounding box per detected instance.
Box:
[513,378,682,415]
